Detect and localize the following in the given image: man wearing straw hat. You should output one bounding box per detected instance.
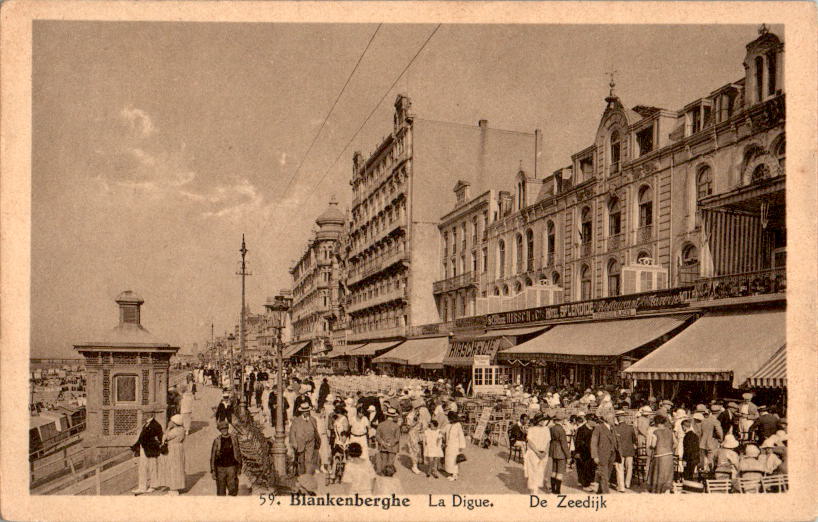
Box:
[290,403,320,476]
[376,408,401,475]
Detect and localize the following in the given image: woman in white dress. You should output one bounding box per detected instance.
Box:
[524,414,551,494]
[313,403,332,474]
[444,411,466,481]
[349,406,371,461]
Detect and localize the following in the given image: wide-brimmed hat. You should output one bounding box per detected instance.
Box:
[760,438,777,449]
[742,392,753,400]
[553,411,567,421]
[727,402,739,409]
[297,403,312,413]
[758,405,768,412]
[695,404,708,413]
[710,404,721,412]
[615,410,627,417]
[385,407,399,417]
[692,413,705,421]
[639,405,653,415]
[744,444,760,458]
[722,433,739,449]
[661,400,673,407]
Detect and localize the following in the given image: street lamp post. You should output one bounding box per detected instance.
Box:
[267,295,290,480]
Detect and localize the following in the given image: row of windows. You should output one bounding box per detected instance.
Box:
[292,267,333,299]
[442,211,489,258]
[349,197,407,255]
[348,274,407,308]
[350,311,406,334]
[442,247,489,279]
[351,135,407,200]
[351,170,407,228]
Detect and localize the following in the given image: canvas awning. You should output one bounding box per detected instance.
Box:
[282,341,311,359]
[372,337,449,369]
[478,325,549,338]
[623,310,785,387]
[327,343,366,359]
[499,314,694,365]
[349,341,403,357]
[746,345,787,388]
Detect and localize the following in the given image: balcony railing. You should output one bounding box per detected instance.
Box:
[347,246,408,285]
[637,225,654,243]
[693,267,785,301]
[607,233,624,251]
[432,271,479,294]
[347,324,406,342]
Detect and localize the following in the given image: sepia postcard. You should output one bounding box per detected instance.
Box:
[1,1,817,521]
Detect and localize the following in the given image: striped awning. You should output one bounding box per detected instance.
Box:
[372,337,449,369]
[282,341,311,359]
[349,341,403,357]
[327,343,366,359]
[747,345,787,388]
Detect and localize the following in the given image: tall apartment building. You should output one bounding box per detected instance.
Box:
[456,27,785,310]
[344,94,541,342]
[288,197,345,362]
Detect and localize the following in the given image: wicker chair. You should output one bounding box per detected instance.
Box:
[737,476,762,493]
[761,474,788,493]
[633,445,649,485]
[705,478,732,493]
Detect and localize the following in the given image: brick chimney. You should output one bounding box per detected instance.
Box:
[478,120,489,192]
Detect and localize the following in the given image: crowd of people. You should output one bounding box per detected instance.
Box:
[133,362,788,496]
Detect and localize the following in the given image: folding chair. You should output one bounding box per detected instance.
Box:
[672,481,685,494]
[737,477,762,493]
[705,478,732,493]
[761,474,788,493]
[508,439,525,463]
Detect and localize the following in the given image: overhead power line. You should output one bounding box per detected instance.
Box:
[279,23,383,199]
[309,23,442,195]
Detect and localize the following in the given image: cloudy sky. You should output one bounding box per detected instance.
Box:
[31,22,768,357]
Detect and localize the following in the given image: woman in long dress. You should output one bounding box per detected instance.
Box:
[314,403,332,474]
[349,406,371,461]
[647,415,675,493]
[159,414,187,495]
[523,414,551,494]
[444,411,466,481]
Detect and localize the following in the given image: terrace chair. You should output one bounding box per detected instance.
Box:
[632,446,648,485]
[672,481,685,494]
[737,476,762,493]
[761,474,788,493]
[705,478,732,493]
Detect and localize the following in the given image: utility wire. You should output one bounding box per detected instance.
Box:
[309,23,442,194]
[279,23,383,199]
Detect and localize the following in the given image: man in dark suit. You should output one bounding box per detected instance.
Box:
[549,412,570,494]
[131,413,163,494]
[750,405,780,442]
[613,410,638,491]
[574,414,595,490]
[718,402,739,436]
[590,414,619,494]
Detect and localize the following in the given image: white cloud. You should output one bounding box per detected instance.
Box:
[120,106,156,137]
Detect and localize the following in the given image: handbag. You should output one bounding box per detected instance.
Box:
[159,442,169,455]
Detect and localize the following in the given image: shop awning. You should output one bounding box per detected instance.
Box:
[444,336,514,367]
[349,341,403,357]
[623,310,785,387]
[746,345,787,388]
[499,314,694,365]
[282,340,311,359]
[327,343,366,359]
[478,326,549,338]
[372,337,449,369]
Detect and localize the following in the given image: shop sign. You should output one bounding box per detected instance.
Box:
[455,315,487,330]
[473,355,491,367]
[487,286,694,328]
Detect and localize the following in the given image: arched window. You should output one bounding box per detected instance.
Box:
[752,164,770,183]
[526,229,535,271]
[636,251,652,264]
[638,186,653,230]
[498,240,506,278]
[774,136,786,170]
[580,264,592,301]
[697,166,713,200]
[524,277,533,287]
[607,259,621,297]
[679,244,699,285]
[608,197,622,237]
[580,207,592,245]
[514,281,523,293]
[610,130,621,174]
[516,233,524,274]
[472,216,479,244]
[754,56,764,102]
[552,272,561,286]
[502,284,510,296]
[546,221,556,259]
[493,286,500,296]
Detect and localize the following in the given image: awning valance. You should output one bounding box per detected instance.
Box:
[372,337,449,369]
[444,336,513,367]
[349,341,403,357]
[498,314,694,364]
[283,341,311,359]
[746,345,787,388]
[623,310,785,387]
[327,343,366,359]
